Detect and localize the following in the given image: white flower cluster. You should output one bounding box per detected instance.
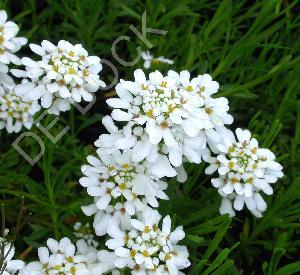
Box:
[205,128,283,217]
[76,68,234,274]
[0,239,25,275]
[0,7,284,271]
[141,51,174,69]
[12,40,105,115]
[0,81,40,133]
[80,148,168,236]
[102,69,232,178]
[0,10,27,74]
[106,209,190,274]
[19,237,103,275]
[0,10,41,134]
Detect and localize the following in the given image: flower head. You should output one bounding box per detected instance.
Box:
[80,148,168,235]
[106,209,190,274]
[0,10,27,68]
[19,237,101,275]
[141,51,174,69]
[12,40,105,114]
[206,128,284,217]
[105,69,232,177]
[0,81,40,133]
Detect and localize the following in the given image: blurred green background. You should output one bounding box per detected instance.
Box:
[0,0,299,274]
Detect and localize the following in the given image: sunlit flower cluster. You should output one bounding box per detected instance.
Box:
[106,210,190,274]
[12,40,105,114]
[0,81,40,133]
[0,10,27,70]
[103,69,232,178]
[0,5,285,273]
[80,148,168,236]
[0,10,37,134]
[205,128,284,217]
[19,237,101,275]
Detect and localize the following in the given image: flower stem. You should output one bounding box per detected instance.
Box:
[43,139,59,239]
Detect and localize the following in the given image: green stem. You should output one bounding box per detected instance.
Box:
[70,106,75,139]
[43,131,59,239]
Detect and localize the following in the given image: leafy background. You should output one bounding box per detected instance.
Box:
[0,0,299,274]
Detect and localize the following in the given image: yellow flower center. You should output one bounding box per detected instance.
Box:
[68,67,76,74]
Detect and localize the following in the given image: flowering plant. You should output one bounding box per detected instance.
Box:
[0,2,297,275]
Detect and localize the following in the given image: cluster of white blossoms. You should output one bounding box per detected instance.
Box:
[0,10,27,73]
[76,68,234,274]
[80,148,168,236]
[0,6,284,272]
[0,10,41,134]
[205,128,284,217]
[0,239,25,275]
[106,210,190,274]
[103,69,233,178]
[0,80,40,133]
[76,67,283,273]
[0,10,105,133]
[19,237,104,275]
[12,40,105,115]
[141,51,174,69]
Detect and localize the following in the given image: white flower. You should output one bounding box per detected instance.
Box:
[80,148,168,234]
[0,81,40,133]
[0,10,27,68]
[19,237,102,275]
[73,222,99,247]
[141,51,174,69]
[0,63,14,88]
[205,128,284,217]
[0,238,24,275]
[96,115,206,179]
[89,250,121,275]
[11,40,105,115]
[105,209,190,274]
[82,201,133,237]
[105,69,232,177]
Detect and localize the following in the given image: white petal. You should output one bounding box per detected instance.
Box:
[41,40,56,51]
[37,247,49,263]
[115,247,130,257]
[162,128,177,147]
[111,109,133,121]
[233,195,244,211]
[41,93,53,108]
[220,198,235,217]
[175,165,187,183]
[151,155,176,178]
[30,43,46,55]
[102,115,118,133]
[134,69,146,83]
[162,215,171,235]
[146,121,162,144]
[222,183,234,195]
[0,10,7,25]
[132,140,152,162]
[244,197,256,211]
[253,193,267,212]
[107,98,130,109]
[96,195,111,210]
